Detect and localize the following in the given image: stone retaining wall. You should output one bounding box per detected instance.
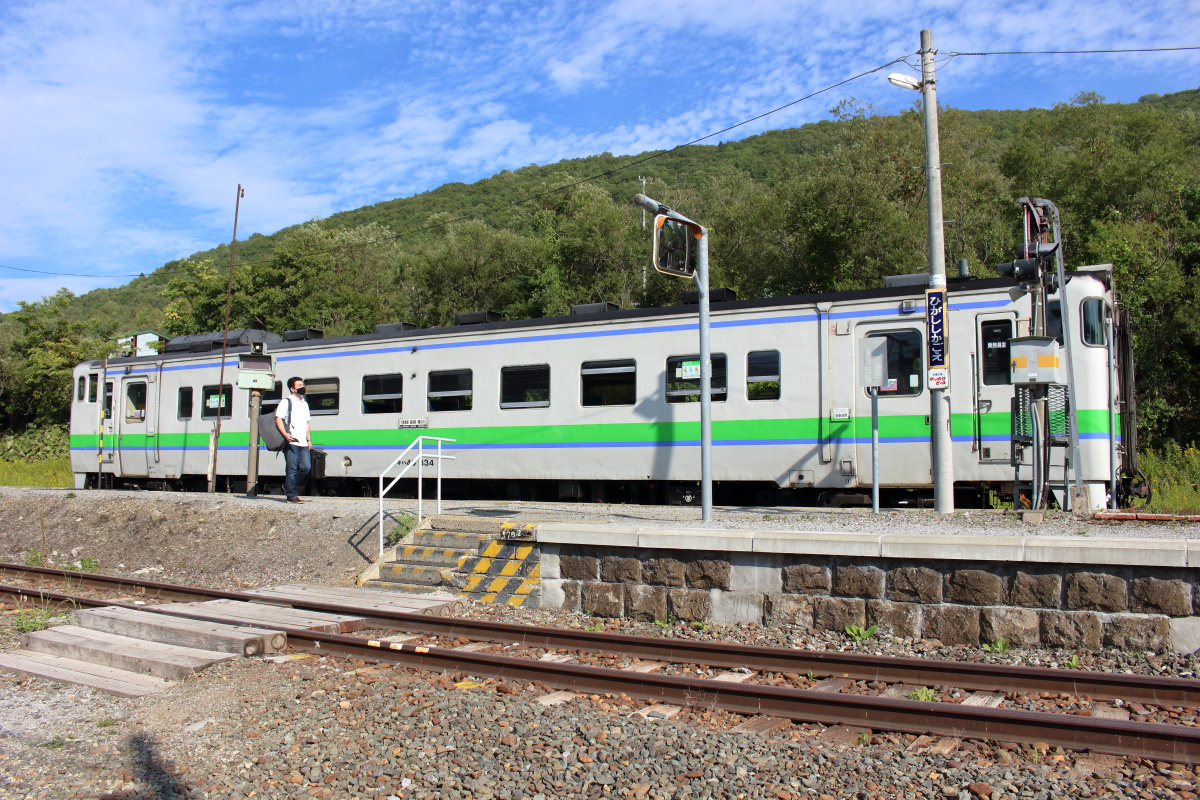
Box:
[529,525,1200,654]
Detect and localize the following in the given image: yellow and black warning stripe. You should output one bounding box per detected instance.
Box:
[458,541,540,606]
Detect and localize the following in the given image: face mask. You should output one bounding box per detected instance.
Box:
[296,387,306,396]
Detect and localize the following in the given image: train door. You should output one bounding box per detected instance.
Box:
[973,314,1017,463]
[854,323,930,487]
[118,377,153,476]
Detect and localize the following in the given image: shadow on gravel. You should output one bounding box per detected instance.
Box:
[349,511,402,562]
[98,732,200,800]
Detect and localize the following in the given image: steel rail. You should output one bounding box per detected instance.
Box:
[4,581,1200,764]
[3,564,1198,708]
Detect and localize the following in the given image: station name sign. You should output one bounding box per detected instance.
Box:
[925,288,949,390]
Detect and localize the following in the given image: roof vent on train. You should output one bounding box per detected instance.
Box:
[455,310,503,325]
[682,288,737,304]
[881,273,929,288]
[570,302,619,315]
[283,328,324,341]
[162,329,282,354]
[374,322,418,335]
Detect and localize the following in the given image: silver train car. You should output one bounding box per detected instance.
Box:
[69,269,1137,509]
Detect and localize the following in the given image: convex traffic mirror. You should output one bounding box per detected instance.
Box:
[652,214,702,277]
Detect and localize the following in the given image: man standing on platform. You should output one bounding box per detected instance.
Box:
[276,376,311,504]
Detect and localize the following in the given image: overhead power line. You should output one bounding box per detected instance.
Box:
[948,46,1200,56]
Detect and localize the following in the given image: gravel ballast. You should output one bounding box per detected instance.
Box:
[1,488,1199,799]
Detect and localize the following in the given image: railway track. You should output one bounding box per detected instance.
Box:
[3,562,1199,765]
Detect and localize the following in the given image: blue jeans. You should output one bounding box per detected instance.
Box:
[283,443,311,499]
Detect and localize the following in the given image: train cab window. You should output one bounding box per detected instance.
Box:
[104,382,114,420]
[363,374,403,414]
[501,365,550,409]
[77,376,86,402]
[124,383,147,422]
[581,360,636,407]
[666,354,727,404]
[178,387,194,419]
[201,384,232,420]
[429,369,473,412]
[1046,301,1064,345]
[1081,298,1106,346]
[747,350,781,401]
[980,321,1013,386]
[867,331,922,396]
[305,378,340,415]
[88,374,98,403]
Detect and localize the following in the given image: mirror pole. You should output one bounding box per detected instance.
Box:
[696,230,713,521]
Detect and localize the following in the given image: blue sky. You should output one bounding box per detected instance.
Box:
[1,0,1197,313]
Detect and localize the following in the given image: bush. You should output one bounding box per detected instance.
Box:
[1139,444,1200,514]
[0,424,69,461]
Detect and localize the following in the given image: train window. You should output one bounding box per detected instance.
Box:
[1046,301,1064,345]
[104,382,113,420]
[258,381,283,414]
[747,351,781,401]
[201,384,232,420]
[77,376,86,402]
[666,354,727,404]
[306,378,340,415]
[501,365,550,409]
[363,374,403,414]
[88,374,98,403]
[581,360,636,407]
[1081,298,1106,346]
[867,331,922,396]
[178,387,194,419]
[125,383,147,422]
[429,369,473,412]
[980,321,1013,386]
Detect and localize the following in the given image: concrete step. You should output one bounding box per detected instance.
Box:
[359,579,454,595]
[378,563,456,587]
[73,606,285,656]
[390,544,476,568]
[0,650,175,697]
[22,625,236,681]
[425,516,515,535]
[404,530,493,550]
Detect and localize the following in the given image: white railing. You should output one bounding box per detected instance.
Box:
[378,436,455,558]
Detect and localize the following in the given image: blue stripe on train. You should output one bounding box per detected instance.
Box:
[119,298,1012,373]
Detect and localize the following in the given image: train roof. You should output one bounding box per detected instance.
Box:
[87,275,1029,369]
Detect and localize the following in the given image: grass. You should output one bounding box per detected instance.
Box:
[13,607,64,634]
[0,458,72,488]
[1138,445,1200,515]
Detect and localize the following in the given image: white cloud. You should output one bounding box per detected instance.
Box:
[1,0,1197,312]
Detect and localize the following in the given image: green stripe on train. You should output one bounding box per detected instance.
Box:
[69,408,1118,451]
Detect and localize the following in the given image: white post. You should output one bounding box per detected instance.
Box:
[436,438,444,515]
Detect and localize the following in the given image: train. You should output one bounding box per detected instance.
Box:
[68,266,1139,510]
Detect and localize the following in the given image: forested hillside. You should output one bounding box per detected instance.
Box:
[2,89,1197,449]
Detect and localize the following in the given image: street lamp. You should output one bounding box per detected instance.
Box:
[889,29,955,513]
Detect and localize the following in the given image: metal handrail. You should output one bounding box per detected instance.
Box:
[378,436,455,557]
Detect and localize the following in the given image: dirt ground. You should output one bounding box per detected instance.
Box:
[0,487,398,590]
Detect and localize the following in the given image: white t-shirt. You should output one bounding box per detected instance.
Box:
[280,395,311,447]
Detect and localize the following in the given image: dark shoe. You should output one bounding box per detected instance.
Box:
[287,497,303,504]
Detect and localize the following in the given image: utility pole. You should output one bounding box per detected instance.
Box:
[209,184,244,493]
[638,177,648,292]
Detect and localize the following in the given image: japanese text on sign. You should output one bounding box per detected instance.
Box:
[925,288,948,371]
